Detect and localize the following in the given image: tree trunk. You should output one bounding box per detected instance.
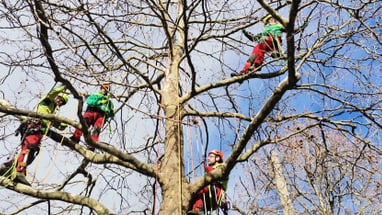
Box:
[157,100,185,214]
[157,30,188,215]
[157,0,189,213]
[271,151,296,215]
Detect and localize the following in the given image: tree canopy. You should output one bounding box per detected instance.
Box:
[0,0,381,214]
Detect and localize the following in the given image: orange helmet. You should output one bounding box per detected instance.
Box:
[208,149,224,161]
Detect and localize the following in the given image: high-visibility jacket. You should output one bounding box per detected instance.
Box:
[262,23,284,37]
[86,92,114,119]
[36,85,66,127]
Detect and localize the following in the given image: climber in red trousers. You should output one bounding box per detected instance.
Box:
[188,150,229,215]
[0,84,68,185]
[231,14,286,77]
[70,83,114,150]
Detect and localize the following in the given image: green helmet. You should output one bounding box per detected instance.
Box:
[58,93,69,104]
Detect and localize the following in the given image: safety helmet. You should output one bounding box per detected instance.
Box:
[208,149,224,161]
[57,93,69,104]
[101,83,111,91]
[263,14,273,23]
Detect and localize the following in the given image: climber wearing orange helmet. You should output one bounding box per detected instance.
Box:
[188,149,229,215]
[0,84,69,185]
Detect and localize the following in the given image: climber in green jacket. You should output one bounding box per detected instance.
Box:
[231,14,285,77]
[70,83,114,150]
[232,14,307,79]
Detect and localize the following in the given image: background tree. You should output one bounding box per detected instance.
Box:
[0,0,381,214]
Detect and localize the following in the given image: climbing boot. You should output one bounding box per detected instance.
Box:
[230,71,246,77]
[14,172,31,186]
[249,63,261,72]
[230,71,246,84]
[69,136,80,143]
[0,162,13,177]
[270,51,285,59]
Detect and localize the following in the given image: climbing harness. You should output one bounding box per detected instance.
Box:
[199,183,229,215]
[269,35,285,59]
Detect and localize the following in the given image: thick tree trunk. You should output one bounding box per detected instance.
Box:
[157,44,189,215]
[157,1,189,213]
[158,103,185,214]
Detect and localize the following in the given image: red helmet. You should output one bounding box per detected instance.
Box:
[208,149,224,161]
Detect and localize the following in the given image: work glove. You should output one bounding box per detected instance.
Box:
[15,121,27,137]
[242,29,262,42]
[254,33,263,42]
[301,21,308,29]
[58,122,67,130]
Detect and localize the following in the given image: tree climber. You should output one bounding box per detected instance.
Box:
[231,14,285,77]
[0,84,69,185]
[188,150,229,215]
[232,14,308,78]
[70,83,114,151]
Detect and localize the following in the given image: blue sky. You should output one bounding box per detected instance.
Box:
[1,0,381,214]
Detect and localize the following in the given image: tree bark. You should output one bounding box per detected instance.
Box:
[271,151,296,215]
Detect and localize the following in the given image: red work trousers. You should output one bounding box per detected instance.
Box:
[192,184,224,212]
[251,35,282,66]
[72,111,105,143]
[16,133,43,173]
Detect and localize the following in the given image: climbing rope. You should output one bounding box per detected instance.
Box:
[1,158,18,187]
[153,99,164,215]
[33,134,65,183]
[177,67,183,215]
[187,117,196,180]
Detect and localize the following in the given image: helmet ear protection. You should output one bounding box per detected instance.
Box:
[263,14,273,23]
[208,150,224,162]
[57,93,69,104]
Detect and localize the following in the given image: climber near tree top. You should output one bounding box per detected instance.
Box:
[70,83,114,151]
[188,149,229,215]
[231,14,308,79]
[0,84,69,186]
[231,14,286,78]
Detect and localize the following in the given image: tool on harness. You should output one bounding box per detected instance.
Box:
[17,149,29,172]
[15,118,44,139]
